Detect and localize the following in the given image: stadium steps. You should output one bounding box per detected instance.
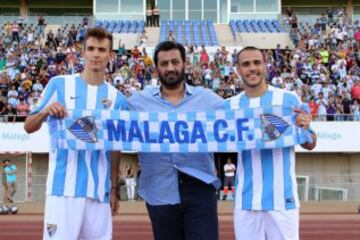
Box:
[112,33,139,50]
[144,27,160,47]
[214,24,242,47]
[239,32,294,49]
[45,25,62,35]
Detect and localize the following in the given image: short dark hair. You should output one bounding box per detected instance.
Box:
[236,46,264,64]
[84,27,113,51]
[153,41,186,67]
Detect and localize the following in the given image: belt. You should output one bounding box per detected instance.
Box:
[177,171,202,183]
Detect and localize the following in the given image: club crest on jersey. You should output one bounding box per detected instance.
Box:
[68,116,98,143]
[102,98,112,109]
[47,223,57,237]
[260,114,289,141]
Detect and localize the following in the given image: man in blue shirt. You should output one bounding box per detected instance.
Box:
[1,160,9,203]
[4,159,17,203]
[127,41,223,240]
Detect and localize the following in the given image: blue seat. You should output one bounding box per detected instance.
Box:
[103,20,110,26]
[95,20,102,26]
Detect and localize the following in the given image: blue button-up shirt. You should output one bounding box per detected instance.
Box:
[126,83,224,205]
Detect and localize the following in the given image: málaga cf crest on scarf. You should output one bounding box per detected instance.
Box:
[54,106,312,152]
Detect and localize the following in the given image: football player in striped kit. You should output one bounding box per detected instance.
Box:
[24,27,126,240]
[224,47,317,240]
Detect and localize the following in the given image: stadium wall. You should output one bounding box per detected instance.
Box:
[1,122,360,202]
[0,0,20,7]
[282,0,347,6]
[1,152,359,202]
[0,152,139,202]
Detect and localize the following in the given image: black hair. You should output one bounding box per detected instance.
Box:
[236,46,264,64]
[153,41,186,67]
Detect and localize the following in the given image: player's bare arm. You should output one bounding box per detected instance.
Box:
[24,103,67,133]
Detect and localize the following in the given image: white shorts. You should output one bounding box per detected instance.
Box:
[234,208,299,240]
[43,195,112,240]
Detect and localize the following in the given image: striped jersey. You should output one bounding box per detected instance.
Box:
[31,74,126,203]
[224,86,302,211]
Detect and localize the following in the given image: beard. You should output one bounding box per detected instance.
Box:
[241,71,265,89]
[242,77,264,88]
[158,69,185,89]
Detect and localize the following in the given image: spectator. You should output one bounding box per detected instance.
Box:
[5,103,17,123]
[139,31,148,48]
[0,11,358,124]
[125,163,136,201]
[1,160,9,203]
[0,97,6,121]
[351,79,360,100]
[4,21,12,36]
[82,16,89,27]
[38,16,46,37]
[16,16,24,31]
[146,6,153,27]
[222,158,236,201]
[11,21,20,42]
[7,84,18,108]
[317,92,328,121]
[352,99,360,120]
[335,95,344,121]
[290,28,300,45]
[342,93,353,120]
[326,95,336,121]
[4,159,17,203]
[354,27,360,42]
[16,96,30,121]
[167,30,176,42]
[152,5,160,27]
[319,13,327,31]
[47,30,57,49]
[291,14,298,30]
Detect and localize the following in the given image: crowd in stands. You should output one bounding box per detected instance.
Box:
[283,7,360,120]
[0,9,360,122]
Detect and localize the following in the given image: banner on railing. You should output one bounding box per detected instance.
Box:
[53,107,311,152]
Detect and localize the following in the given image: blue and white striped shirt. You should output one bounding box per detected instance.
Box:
[224,86,304,211]
[31,74,126,202]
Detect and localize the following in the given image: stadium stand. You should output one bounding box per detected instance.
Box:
[159,20,219,46]
[229,19,286,35]
[0,7,359,124]
[94,20,145,34]
[0,2,359,208]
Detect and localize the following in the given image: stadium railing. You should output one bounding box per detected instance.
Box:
[1,114,358,123]
[0,15,92,26]
[1,174,359,203]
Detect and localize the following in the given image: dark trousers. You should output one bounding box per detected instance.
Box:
[146,16,152,27]
[146,172,218,240]
[12,32,19,42]
[154,15,159,27]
